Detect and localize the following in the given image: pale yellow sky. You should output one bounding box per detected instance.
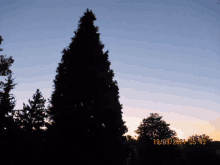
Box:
[122,106,220,141]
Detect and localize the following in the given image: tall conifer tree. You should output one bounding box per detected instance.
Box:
[45,8,130,165]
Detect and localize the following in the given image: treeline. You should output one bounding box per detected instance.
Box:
[0,8,220,165]
[124,113,220,165]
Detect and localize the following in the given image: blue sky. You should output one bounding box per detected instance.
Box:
[1,0,220,141]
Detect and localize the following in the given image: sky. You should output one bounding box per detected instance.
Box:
[1,0,220,141]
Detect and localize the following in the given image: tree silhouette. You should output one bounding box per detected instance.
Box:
[0,35,15,110]
[0,72,18,135]
[0,36,17,144]
[134,113,182,165]
[44,8,131,165]
[135,113,177,141]
[0,36,14,77]
[8,89,52,165]
[15,89,51,145]
[0,36,32,165]
[179,133,220,165]
[0,36,18,138]
[186,133,213,144]
[0,37,21,164]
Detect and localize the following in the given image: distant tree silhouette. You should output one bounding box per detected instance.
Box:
[44,8,131,165]
[15,89,51,144]
[135,113,177,141]
[186,133,213,144]
[180,133,220,165]
[134,113,182,165]
[12,89,51,165]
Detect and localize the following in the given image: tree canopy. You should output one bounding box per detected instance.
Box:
[134,113,182,165]
[135,113,177,142]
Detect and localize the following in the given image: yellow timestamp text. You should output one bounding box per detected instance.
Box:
[153,138,207,145]
[154,139,186,145]
[187,138,207,145]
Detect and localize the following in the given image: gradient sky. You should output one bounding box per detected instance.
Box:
[1,0,220,141]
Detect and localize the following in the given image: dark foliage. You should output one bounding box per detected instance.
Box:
[0,35,15,109]
[11,89,52,165]
[135,113,177,141]
[181,143,220,165]
[186,133,214,144]
[0,36,14,77]
[134,113,183,165]
[0,36,22,164]
[0,72,18,135]
[180,134,220,165]
[124,135,139,165]
[0,36,16,135]
[15,89,51,140]
[44,8,131,165]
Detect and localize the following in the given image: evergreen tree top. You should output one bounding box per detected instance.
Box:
[79,8,97,25]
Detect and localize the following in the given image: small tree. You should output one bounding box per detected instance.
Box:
[135,113,177,142]
[134,113,181,165]
[15,89,51,144]
[12,89,52,165]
